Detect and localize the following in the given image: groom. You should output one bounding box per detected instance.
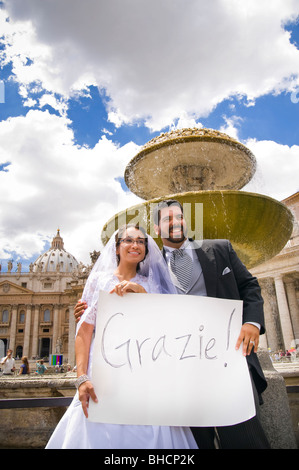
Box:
[74,199,270,448]
[152,199,270,449]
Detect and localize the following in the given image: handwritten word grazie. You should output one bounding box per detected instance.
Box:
[101,309,235,372]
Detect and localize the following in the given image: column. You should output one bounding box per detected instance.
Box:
[52,304,59,355]
[259,278,280,352]
[31,305,40,358]
[68,304,76,367]
[257,279,268,350]
[259,332,268,349]
[9,305,18,354]
[274,275,295,350]
[285,276,299,344]
[23,304,32,357]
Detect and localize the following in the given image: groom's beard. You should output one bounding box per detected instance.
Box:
[165,224,187,244]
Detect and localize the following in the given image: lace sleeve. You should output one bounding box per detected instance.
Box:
[76,272,112,335]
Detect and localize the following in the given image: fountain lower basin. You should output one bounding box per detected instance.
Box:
[101,190,293,268]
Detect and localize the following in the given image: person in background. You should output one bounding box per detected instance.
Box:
[0,349,15,375]
[36,359,47,375]
[19,356,30,375]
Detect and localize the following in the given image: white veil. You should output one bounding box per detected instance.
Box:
[76,227,176,335]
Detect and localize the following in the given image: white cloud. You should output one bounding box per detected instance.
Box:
[0,110,141,264]
[219,118,299,200]
[1,108,296,269]
[219,116,244,140]
[38,93,68,114]
[243,139,299,201]
[1,0,299,129]
[1,0,299,270]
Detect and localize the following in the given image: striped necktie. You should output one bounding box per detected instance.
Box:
[170,249,193,292]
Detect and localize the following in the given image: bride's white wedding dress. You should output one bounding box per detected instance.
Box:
[46,273,197,449]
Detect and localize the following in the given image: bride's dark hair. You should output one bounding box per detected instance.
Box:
[115,224,149,270]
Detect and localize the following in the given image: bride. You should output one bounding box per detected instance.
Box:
[46,224,197,449]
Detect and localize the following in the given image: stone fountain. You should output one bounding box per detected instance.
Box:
[102,128,293,269]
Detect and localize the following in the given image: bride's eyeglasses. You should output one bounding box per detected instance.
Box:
[120,237,146,246]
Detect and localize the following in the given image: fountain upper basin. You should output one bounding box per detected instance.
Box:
[125,128,256,200]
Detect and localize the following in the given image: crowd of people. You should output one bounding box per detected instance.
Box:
[270,348,299,362]
[0,351,73,376]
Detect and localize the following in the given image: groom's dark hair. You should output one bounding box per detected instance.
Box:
[153,199,184,226]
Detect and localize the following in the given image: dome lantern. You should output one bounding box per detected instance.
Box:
[51,229,64,250]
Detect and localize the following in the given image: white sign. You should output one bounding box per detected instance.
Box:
[88,291,255,426]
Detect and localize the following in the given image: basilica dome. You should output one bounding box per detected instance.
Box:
[32,229,79,273]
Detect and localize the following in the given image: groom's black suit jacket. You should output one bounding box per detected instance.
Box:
[163,238,267,395]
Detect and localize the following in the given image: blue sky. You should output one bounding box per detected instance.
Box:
[0,0,299,272]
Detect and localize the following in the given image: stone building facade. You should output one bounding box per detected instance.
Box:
[1,192,298,366]
[251,191,299,353]
[0,230,89,365]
